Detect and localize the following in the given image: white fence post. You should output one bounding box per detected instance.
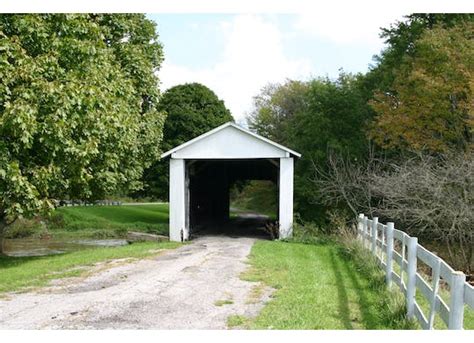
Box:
[406,236,418,318]
[363,216,369,248]
[385,222,394,287]
[357,213,364,241]
[371,217,378,254]
[354,214,470,329]
[448,271,466,330]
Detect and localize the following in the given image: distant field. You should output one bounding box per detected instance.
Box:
[49,204,170,239]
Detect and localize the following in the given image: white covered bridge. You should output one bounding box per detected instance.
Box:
[161,122,301,242]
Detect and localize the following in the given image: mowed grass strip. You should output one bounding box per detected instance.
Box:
[50,204,170,238]
[239,240,412,329]
[0,241,180,294]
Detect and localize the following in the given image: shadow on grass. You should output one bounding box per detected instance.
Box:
[336,250,380,328]
[328,249,354,329]
[329,246,407,329]
[0,252,70,270]
[333,243,415,330]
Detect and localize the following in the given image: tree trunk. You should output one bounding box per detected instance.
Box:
[0,219,6,256]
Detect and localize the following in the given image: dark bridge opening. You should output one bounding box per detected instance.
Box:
[187,159,279,238]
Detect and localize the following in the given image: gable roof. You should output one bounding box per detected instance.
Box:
[161,122,301,159]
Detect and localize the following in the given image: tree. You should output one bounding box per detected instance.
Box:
[247,73,372,223]
[0,14,165,253]
[361,14,474,96]
[369,23,474,153]
[288,74,373,221]
[139,83,233,199]
[247,80,309,145]
[312,150,474,272]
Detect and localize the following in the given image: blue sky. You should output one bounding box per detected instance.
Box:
[148,13,406,122]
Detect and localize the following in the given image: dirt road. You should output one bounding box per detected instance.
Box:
[0,236,270,329]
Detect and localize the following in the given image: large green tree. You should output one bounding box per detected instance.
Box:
[248,74,372,223]
[139,83,233,199]
[361,14,474,98]
[369,22,474,153]
[247,80,309,146]
[0,14,165,253]
[287,74,373,222]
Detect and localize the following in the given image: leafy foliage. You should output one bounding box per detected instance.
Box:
[247,15,474,228]
[159,83,233,152]
[369,23,474,153]
[0,14,165,250]
[248,74,373,222]
[362,14,474,95]
[139,83,233,199]
[247,80,309,145]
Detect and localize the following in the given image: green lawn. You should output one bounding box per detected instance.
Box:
[0,241,180,294]
[48,203,169,239]
[234,240,414,329]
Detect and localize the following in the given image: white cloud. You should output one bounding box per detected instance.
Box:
[294,5,406,49]
[158,14,311,122]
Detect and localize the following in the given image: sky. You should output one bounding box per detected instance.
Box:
[147,12,407,123]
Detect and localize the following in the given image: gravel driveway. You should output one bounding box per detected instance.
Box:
[0,236,271,329]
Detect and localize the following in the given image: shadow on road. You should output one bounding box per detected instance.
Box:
[192,211,273,240]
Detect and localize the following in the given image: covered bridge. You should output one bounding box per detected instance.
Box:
[161,122,301,241]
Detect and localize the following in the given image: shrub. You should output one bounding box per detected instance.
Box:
[312,150,474,273]
[4,218,47,239]
[289,214,329,244]
[262,221,279,240]
[47,212,66,230]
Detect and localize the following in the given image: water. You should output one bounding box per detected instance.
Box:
[3,238,129,257]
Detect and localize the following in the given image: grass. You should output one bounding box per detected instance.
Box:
[234,239,415,329]
[0,241,180,294]
[215,299,234,306]
[47,203,170,239]
[230,180,278,219]
[228,315,251,328]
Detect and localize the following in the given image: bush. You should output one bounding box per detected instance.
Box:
[289,214,329,244]
[370,154,474,273]
[313,150,474,273]
[48,212,66,230]
[262,221,279,240]
[4,218,49,239]
[86,230,114,239]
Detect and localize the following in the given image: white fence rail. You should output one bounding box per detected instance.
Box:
[357,214,474,330]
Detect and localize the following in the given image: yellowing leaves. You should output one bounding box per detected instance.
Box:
[369,23,474,153]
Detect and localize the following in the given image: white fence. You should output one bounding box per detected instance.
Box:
[357,214,474,330]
